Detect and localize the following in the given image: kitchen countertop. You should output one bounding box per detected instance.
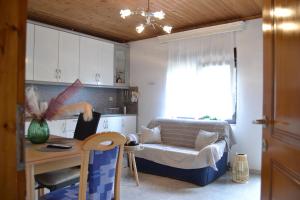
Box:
[25,113,137,121]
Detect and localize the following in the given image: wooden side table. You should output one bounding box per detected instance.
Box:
[124,145,143,186]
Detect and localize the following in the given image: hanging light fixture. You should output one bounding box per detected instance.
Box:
[120,0,172,34]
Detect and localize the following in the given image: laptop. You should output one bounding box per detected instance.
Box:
[73,112,101,140]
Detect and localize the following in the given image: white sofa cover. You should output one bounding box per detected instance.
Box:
[135,118,235,170]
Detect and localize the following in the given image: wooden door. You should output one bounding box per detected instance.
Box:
[58,31,80,83]
[262,0,300,199]
[34,25,59,82]
[0,0,27,199]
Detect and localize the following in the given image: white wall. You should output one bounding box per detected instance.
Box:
[130,39,168,127]
[231,19,263,171]
[130,19,263,171]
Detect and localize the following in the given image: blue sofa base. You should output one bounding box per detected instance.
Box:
[135,152,228,186]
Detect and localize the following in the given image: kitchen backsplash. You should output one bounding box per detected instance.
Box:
[25,84,133,114]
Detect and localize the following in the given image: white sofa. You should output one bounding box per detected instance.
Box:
[134,118,235,186]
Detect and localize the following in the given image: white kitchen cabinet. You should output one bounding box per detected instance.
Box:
[114,45,130,86]
[99,41,114,86]
[48,120,65,137]
[108,117,122,132]
[64,119,78,138]
[79,37,99,85]
[34,25,59,82]
[25,121,30,136]
[48,119,78,138]
[58,32,80,83]
[97,117,122,133]
[121,116,136,135]
[26,23,34,80]
[96,116,136,135]
[80,37,114,85]
[27,23,115,86]
[25,116,135,139]
[97,117,109,133]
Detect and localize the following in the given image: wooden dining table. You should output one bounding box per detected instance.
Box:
[25,136,83,200]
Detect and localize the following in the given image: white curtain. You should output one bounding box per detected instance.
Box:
[165,33,236,120]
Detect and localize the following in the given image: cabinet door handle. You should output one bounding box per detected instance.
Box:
[103,120,106,129]
[63,121,66,133]
[55,70,59,80]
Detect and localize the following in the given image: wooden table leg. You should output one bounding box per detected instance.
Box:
[128,152,133,174]
[26,164,35,200]
[131,153,139,186]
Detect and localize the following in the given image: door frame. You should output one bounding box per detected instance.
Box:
[0,0,27,199]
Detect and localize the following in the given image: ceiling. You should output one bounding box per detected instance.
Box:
[28,0,262,43]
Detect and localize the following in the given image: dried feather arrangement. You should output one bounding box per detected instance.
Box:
[52,102,93,121]
[42,79,83,120]
[25,79,93,122]
[25,87,42,118]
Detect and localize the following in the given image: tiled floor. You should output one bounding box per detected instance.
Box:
[121,169,261,200]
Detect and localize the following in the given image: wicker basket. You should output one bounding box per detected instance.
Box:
[232,153,249,183]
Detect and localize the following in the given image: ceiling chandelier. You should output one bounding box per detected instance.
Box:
[120,0,172,34]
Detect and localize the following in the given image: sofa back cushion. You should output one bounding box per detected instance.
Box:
[195,130,219,150]
[147,118,233,148]
[139,126,162,144]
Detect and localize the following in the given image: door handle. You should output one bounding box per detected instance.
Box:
[253,116,270,128]
[253,118,267,124]
[252,116,276,128]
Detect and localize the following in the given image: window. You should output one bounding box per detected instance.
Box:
[164,33,236,122]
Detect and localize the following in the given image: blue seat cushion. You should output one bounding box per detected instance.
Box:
[41,184,79,200]
[41,184,115,200]
[41,147,118,200]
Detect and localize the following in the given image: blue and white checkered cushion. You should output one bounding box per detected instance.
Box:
[41,147,118,200]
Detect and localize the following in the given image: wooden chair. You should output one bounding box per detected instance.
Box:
[36,112,101,194]
[41,132,126,200]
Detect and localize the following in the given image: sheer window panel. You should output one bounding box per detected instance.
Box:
[165,32,236,121]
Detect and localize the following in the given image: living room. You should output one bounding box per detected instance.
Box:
[1,0,299,200]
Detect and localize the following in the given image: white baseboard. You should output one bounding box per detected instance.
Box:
[249,169,261,175]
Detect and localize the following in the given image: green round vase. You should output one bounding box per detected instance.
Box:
[27,119,50,144]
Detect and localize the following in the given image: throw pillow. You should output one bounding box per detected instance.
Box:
[138,126,162,144]
[195,130,219,150]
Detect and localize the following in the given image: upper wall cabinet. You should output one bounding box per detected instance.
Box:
[34,25,59,82]
[114,45,129,86]
[58,32,80,83]
[27,22,116,86]
[26,23,34,80]
[79,37,114,86]
[34,25,80,83]
[99,41,114,86]
[79,37,99,85]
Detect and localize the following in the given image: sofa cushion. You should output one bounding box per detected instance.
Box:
[139,126,162,144]
[195,130,219,150]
